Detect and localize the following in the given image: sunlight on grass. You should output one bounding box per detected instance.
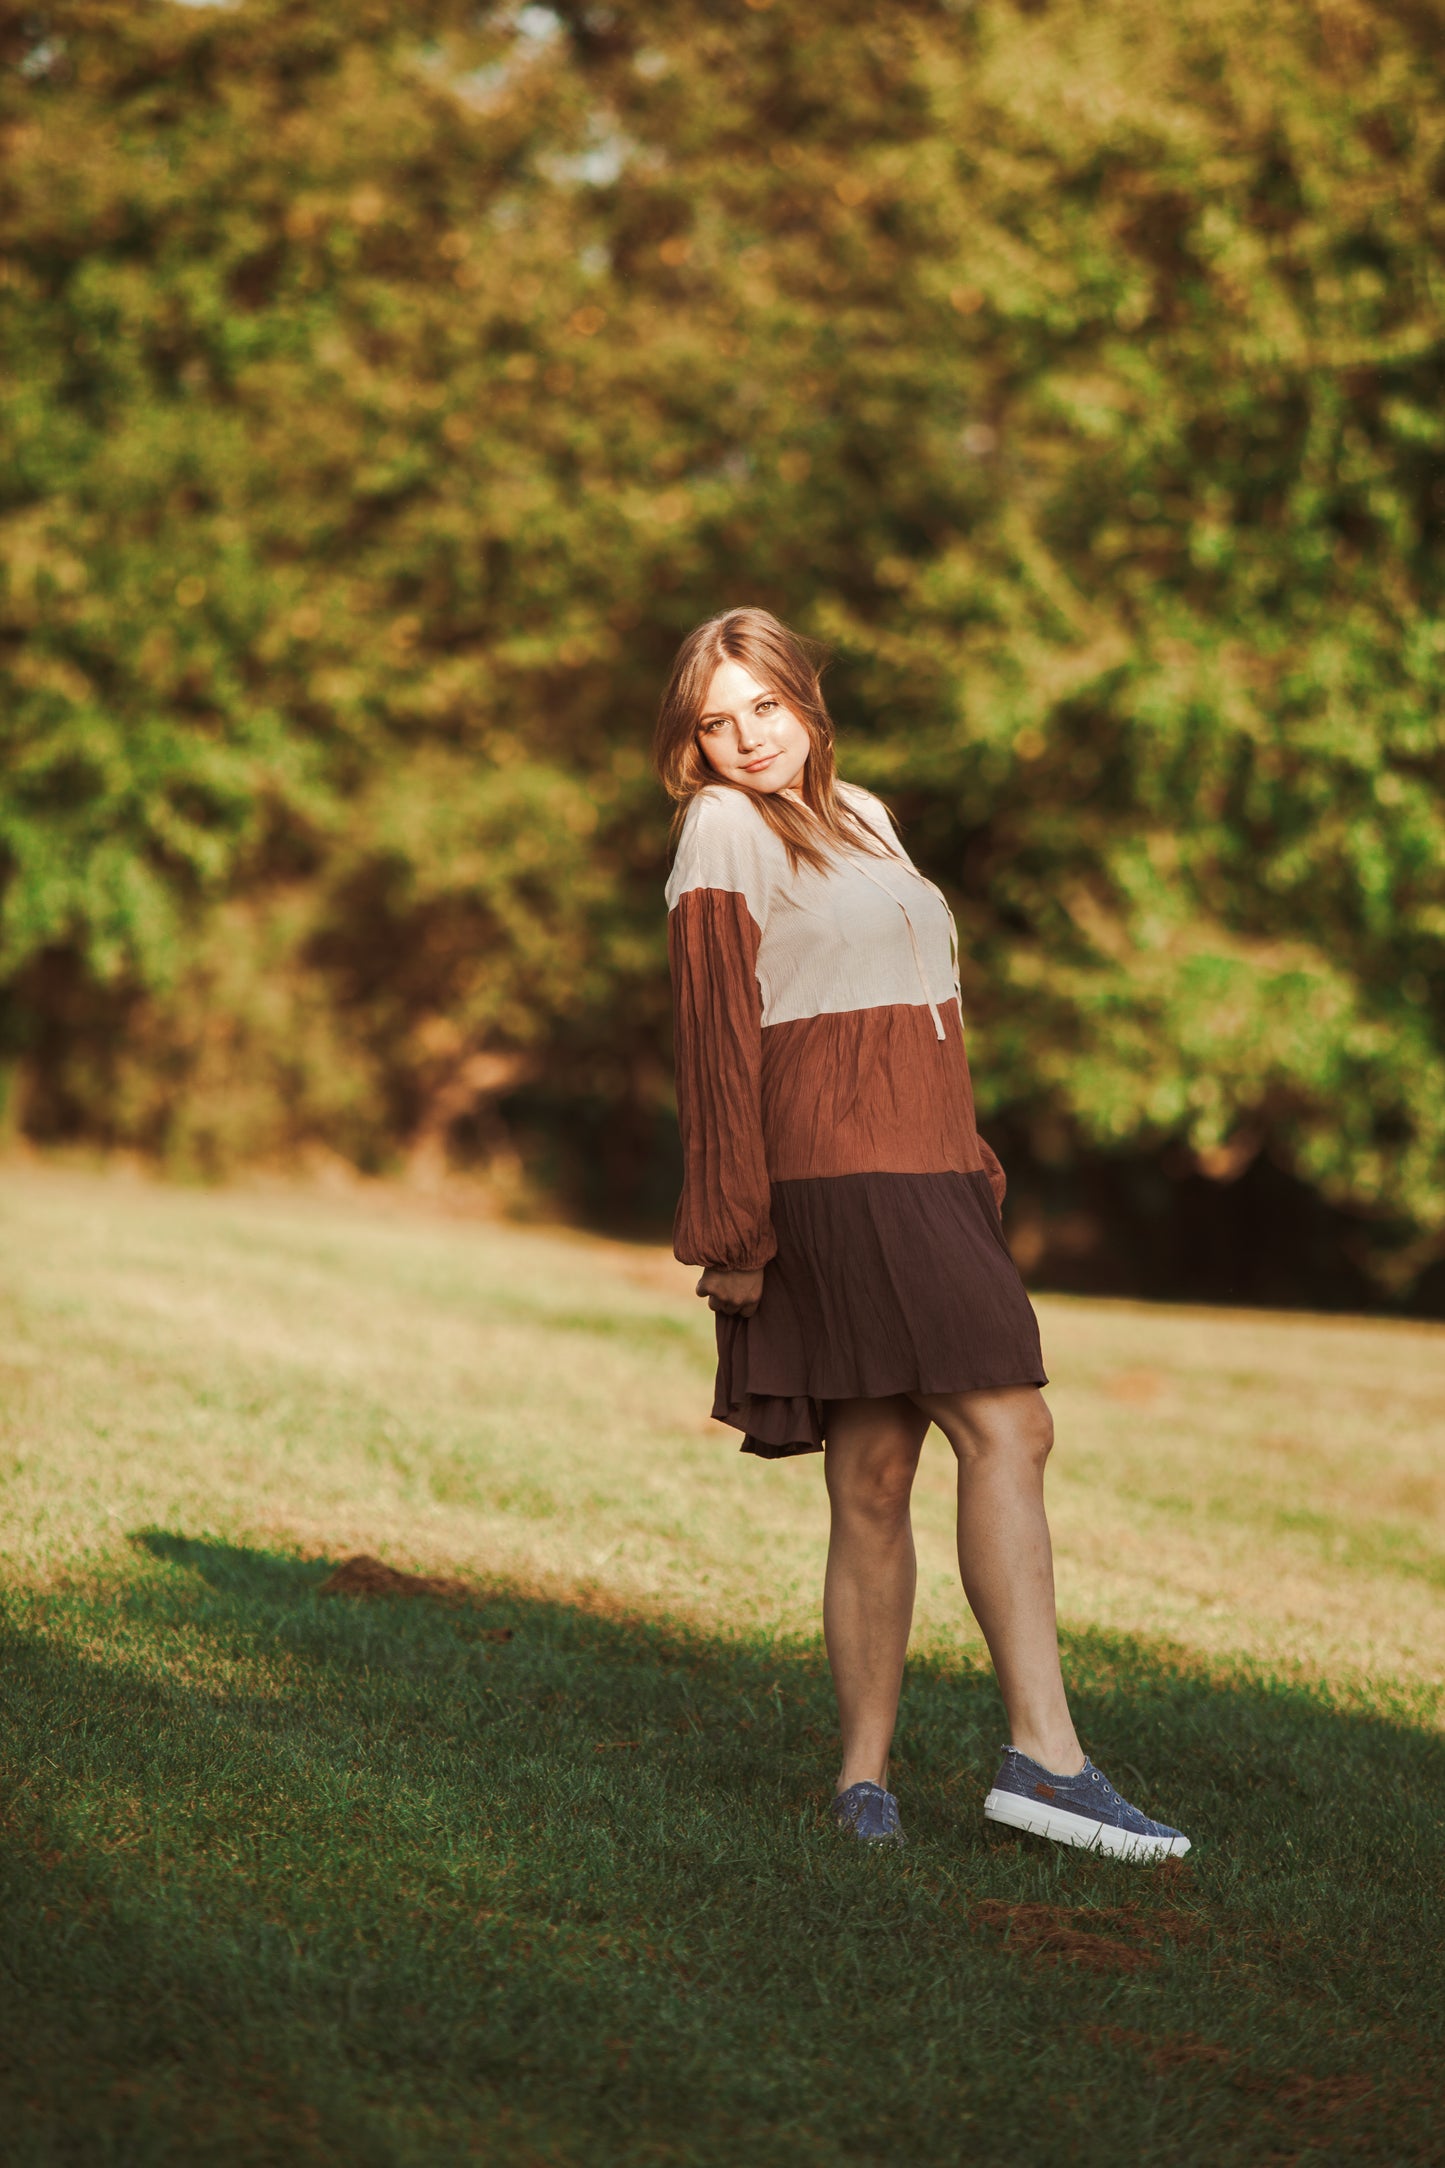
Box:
[3,1164,1441,1710]
[3,1167,1441,2164]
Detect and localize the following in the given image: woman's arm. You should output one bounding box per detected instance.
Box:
[667,797,777,1298]
[669,885,776,1278]
[977,1135,1008,1214]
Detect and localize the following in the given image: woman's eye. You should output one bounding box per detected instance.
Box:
[757,700,776,714]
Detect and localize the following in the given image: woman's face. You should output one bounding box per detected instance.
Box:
[695,659,812,796]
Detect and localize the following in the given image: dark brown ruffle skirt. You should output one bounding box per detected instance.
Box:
[712,1169,1047,1458]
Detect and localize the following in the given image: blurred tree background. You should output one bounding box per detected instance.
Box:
[3,0,1444,1309]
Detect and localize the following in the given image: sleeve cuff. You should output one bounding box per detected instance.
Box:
[674,1231,777,1273]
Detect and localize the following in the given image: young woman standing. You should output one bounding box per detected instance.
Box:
[655,607,1190,1858]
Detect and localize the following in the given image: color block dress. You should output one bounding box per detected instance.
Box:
[666,781,1046,1457]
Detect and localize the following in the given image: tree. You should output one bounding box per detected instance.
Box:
[3,0,1443,1290]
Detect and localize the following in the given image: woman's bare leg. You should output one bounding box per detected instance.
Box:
[911,1384,1083,1775]
[822,1394,930,1793]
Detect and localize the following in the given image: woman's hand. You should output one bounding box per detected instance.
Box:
[695,1265,765,1318]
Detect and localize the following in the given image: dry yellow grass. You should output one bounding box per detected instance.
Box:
[2,1161,1441,1712]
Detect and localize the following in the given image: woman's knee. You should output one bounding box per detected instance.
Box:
[829,1454,917,1525]
[824,1406,922,1523]
[926,1386,1053,1473]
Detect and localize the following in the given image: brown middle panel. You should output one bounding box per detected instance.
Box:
[760,998,987,1182]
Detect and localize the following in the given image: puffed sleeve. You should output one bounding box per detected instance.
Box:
[666,792,778,1273]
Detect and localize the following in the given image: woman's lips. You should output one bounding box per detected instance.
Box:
[740,753,777,772]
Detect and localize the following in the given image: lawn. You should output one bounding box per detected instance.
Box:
[1,1163,1441,2164]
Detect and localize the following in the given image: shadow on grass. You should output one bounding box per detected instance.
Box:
[0,1531,1440,2168]
[140,1528,334,1601]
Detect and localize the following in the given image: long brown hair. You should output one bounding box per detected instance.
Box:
[652,607,894,874]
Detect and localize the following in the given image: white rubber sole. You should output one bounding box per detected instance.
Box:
[984,1788,1191,1861]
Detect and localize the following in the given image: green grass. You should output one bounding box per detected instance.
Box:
[1,1166,1442,2163]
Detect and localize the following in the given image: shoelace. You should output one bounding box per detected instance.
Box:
[1087,1769,1159,1827]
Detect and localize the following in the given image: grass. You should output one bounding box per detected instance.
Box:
[1,1162,1441,2164]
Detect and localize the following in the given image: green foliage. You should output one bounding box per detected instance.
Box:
[2,0,1444,1281]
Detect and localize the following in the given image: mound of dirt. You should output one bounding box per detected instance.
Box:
[316,1554,475,1605]
[972,1898,1204,1975]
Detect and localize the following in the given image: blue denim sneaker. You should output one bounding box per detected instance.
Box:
[831,1780,906,1845]
[984,1747,1190,1861]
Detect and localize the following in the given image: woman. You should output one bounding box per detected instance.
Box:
[655,607,1190,1859]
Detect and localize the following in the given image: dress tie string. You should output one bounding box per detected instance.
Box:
[849,855,960,1042]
